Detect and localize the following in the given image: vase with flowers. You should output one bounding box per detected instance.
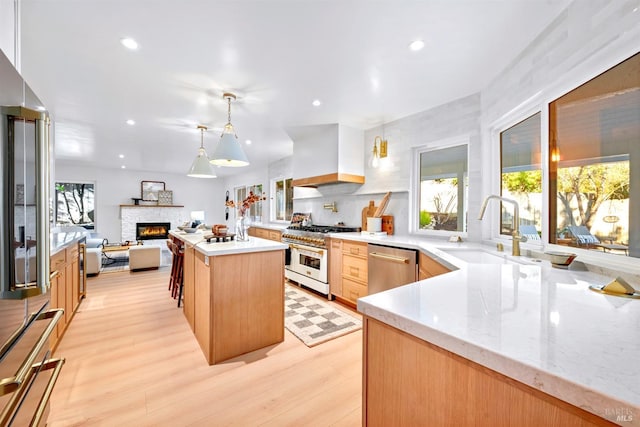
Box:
[225,191,266,241]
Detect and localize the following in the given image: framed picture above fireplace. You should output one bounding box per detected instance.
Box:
[141,180,165,201]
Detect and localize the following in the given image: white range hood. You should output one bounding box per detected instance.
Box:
[287,123,365,187]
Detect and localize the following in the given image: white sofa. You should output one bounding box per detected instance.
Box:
[129,245,161,271]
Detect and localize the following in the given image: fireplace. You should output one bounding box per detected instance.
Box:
[136,222,171,240]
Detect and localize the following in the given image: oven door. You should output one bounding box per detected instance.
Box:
[289,244,327,283]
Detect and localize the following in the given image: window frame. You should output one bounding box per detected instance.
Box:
[487,50,638,270]
[410,135,470,237]
[270,176,293,223]
[54,180,97,230]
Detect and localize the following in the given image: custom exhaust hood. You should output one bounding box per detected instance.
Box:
[287,123,365,187]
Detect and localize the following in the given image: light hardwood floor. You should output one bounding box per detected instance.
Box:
[49,268,362,426]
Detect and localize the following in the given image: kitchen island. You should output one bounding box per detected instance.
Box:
[170,231,288,364]
[358,260,639,426]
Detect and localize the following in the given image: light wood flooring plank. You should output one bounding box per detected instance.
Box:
[48,269,362,426]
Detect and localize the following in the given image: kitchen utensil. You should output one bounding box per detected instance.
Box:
[381,215,394,235]
[367,217,382,232]
[362,201,377,230]
[373,192,391,217]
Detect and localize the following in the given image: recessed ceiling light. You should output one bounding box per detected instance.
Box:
[120,38,138,50]
[126,119,135,125]
[36,106,46,111]
[312,99,322,107]
[409,40,425,51]
[119,154,125,159]
[245,139,252,145]
[121,165,126,169]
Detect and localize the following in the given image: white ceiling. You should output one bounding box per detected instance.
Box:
[19,0,570,178]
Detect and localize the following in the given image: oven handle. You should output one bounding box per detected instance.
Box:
[288,243,325,256]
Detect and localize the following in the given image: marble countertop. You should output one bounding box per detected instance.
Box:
[50,231,88,253]
[169,230,287,256]
[358,251,640,425]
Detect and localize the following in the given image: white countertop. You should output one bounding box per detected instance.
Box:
[358,251,640,425]
[170,230,287,256]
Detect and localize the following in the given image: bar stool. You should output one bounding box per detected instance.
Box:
[168,238,185,306]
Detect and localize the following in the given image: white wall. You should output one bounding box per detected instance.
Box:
[289,93,481,235]
[55,163,225,241]
[0,0,19,69]
[283,1,638,241]
[480,1,640,244]
[60,1,635,243]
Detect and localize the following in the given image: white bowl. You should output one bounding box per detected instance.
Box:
[545,251,577,267]
[183,228,197,234]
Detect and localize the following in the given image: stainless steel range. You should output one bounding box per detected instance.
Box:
[283,223,360,297]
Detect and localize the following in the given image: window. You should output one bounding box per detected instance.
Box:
[500,113,542,238]
[234,184,264,222]
[55,182,95,229]
[415,143,468,233]
[271,177,293,222]
[549,52,638,258]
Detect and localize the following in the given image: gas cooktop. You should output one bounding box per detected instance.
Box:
[286,225,361,233]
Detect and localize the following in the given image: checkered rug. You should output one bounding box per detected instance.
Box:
[284,283,362,347]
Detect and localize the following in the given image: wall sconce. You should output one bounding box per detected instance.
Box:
[550,147,561,162]
[370,136,388,168]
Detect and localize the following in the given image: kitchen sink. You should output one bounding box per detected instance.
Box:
[437,248,542,266]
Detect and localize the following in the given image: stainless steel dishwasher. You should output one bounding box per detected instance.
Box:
[368,244,418,294]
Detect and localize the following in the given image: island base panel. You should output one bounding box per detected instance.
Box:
[363,317,615,427]
[194,249,284,364]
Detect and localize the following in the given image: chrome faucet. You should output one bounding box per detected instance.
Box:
[478,195,526,257]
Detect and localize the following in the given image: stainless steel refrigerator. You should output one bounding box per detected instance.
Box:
[0,49,64,426]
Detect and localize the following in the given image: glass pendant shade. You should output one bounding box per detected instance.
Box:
[187,125,216,178]
[210,93,250,167]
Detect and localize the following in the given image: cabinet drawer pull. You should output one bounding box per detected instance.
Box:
[0,308,64,396]
[349,266,359,275]
[369,252,409,264]
[0,357,65,427]
[349,248,360,255]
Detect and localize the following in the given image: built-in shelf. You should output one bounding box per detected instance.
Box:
[120,204,184,208]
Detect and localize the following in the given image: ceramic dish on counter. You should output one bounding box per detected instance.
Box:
[544,251,577,268]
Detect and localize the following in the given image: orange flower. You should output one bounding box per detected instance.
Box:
[225,191,266,216]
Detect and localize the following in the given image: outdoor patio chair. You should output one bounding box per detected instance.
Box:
[567,225,628,255]
[519,225,541,241]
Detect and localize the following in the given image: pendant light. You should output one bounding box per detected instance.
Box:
[210,92,250,167]
[187,125,216,178]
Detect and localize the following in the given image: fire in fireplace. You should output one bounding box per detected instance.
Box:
[136,222,171,240]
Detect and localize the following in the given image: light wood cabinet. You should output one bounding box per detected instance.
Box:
[182,243,195,331]
[193,248,284,364]
[328,238,343,297]
[363,317,613,427]
[249,226,282,242]
[50,242,82,351]
[340,240,368,305]
[418,251,451,280]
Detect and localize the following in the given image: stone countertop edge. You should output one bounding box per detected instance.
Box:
[50,231,88,254]
[170,230,287,256]
[248,222,288,231]
[357,264,640,426]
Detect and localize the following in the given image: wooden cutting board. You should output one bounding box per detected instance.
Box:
[361,200,377,230]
